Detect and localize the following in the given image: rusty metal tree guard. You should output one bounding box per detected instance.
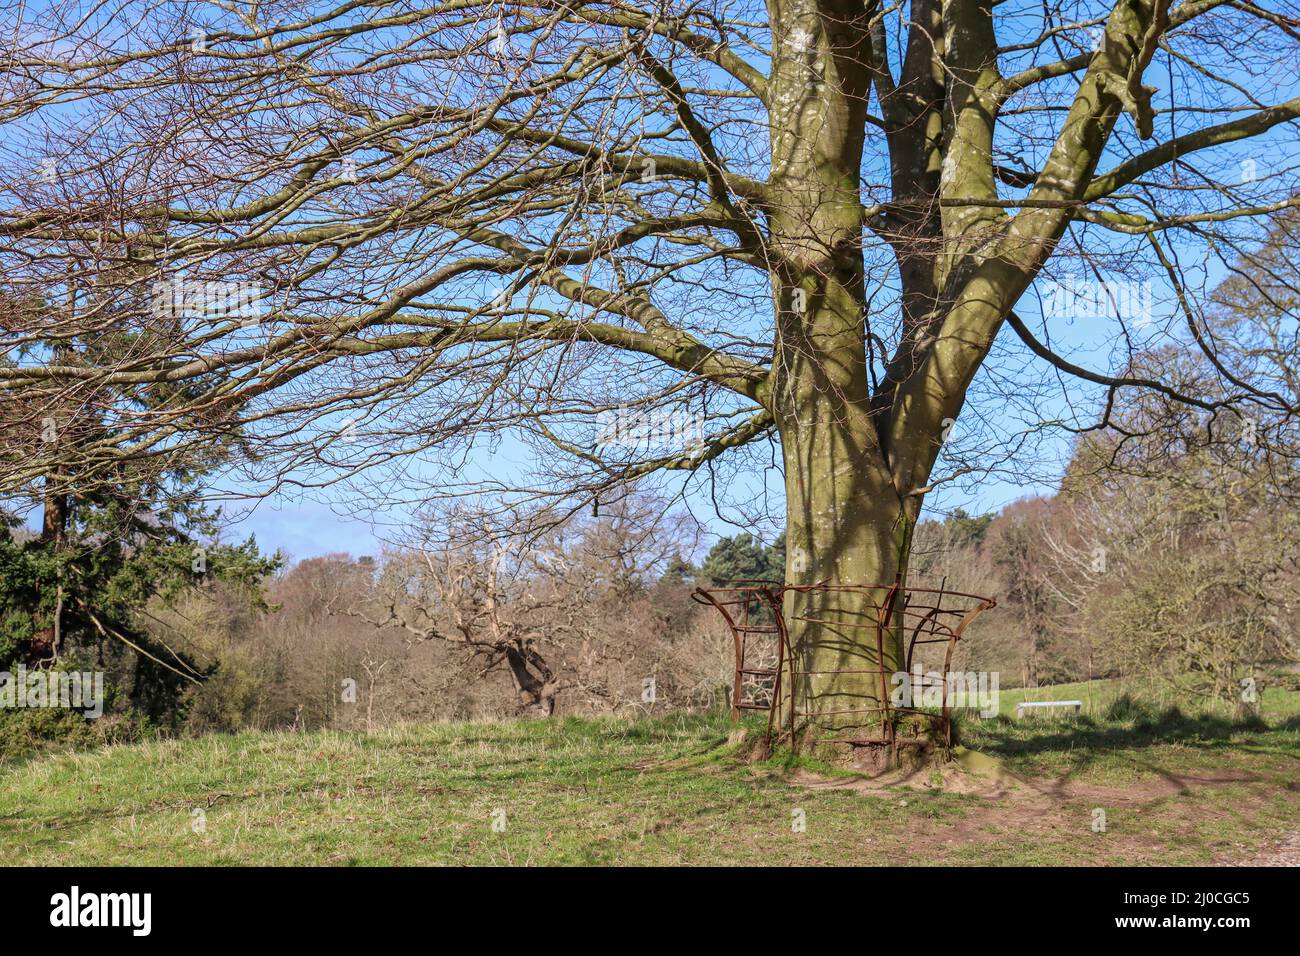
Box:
[693,579,995,760]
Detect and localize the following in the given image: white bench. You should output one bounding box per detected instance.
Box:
[1015,700,1083,719]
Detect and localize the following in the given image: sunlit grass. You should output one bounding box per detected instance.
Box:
[1,689,1295,866]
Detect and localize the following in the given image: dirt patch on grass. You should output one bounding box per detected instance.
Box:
[1016,767,1260,804]
[1218,832,1300,866]
[791,761,1012,799]
[789,756,1287,865]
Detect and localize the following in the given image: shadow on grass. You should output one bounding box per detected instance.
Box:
[961,696,1299,781]
[956,702,1300,790]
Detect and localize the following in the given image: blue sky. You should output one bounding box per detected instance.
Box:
[224,496,394,562]
[216,379,1069,563]
[222,463,1062,562]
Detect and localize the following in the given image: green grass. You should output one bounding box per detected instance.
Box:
[1,689,1297,866]
[961,678,1300,782]
[996,676,1300,723]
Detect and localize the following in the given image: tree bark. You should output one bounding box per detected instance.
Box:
[28,480,69,666]
[779,401,914,737]
[502,643,558,717]
[766,0,921,739]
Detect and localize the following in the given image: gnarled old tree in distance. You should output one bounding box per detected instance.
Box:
[2,0,1299,742]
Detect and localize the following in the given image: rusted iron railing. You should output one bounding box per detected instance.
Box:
[692,579,995,759]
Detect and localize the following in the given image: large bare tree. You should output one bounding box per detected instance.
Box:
[2,0,1299,739]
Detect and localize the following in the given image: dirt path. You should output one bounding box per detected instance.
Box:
[1218,832,1300,866]
[793,763,1293,865]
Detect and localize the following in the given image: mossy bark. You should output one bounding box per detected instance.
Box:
[766,0,918,740]
[778,406,916,739]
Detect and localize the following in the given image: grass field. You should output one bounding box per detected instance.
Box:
[999,677,1300,723]
[1,681,1297,866]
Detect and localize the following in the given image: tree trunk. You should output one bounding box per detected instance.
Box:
[28,482,69,666]
[777,386,918,739]
[502,643,558,718]
[765,0,927,742]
